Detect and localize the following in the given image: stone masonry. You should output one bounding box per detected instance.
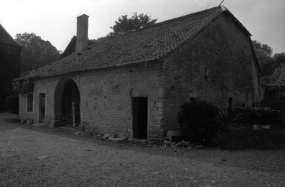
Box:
[19,62,165,138]
[17,7,261,139]
[161,14,260,130]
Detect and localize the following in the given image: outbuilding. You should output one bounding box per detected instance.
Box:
[15,6,260,139]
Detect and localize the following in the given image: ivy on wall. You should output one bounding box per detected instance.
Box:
[12,79,34,95]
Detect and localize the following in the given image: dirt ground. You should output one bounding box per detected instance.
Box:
[0,113,285,187]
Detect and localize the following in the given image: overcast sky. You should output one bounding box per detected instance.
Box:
[0,0,284,54]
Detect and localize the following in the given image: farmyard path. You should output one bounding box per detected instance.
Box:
[0,113,285,187]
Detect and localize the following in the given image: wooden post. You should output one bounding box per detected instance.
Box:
[72,102,75,127]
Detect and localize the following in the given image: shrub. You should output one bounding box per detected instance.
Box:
[6,94,19,114]
[12,80,34,96]
[178,100,221,144]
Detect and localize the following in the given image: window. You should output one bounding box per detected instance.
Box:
[204,66,209,78]
[27,94,33,112]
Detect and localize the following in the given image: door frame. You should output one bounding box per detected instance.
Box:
[131,97,148,139]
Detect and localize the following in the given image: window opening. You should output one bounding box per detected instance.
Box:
[27,94,33,112]
[204,67,209,78]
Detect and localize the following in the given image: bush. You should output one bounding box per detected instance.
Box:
[178,100,221,144]
[6,94,19,114]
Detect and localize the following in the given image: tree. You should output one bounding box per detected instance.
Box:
[268,53,285,85]
[252,40,273,61]
[108,13,158,36]
[252,40,277,76]
[15,33,60,73]
[274,52,285,66]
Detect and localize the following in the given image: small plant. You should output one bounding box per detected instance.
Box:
[178,100,221,144]
[12,79,34,95]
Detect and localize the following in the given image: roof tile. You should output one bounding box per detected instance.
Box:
[17,6,224,80]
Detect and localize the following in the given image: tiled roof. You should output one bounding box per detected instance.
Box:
[17,6,226,80]
[0,24,21,47]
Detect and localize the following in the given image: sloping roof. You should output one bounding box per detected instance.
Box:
[16,6,247,81]
[0,24,21,47]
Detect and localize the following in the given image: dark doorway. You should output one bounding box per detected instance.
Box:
[132,97,148,139]
[39,93,45,123]
[61,79,80,127]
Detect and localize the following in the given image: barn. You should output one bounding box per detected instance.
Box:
[15,6,260,139]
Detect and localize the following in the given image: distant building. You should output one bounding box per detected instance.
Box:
[0,24,22,111]
[16,6,260,139]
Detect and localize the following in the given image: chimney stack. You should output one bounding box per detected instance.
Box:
[76,14,89,54]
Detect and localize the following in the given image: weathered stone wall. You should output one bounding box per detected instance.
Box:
[19,61,164,138]
[79,62,164,138]
[19,76,59,126]
[161,13,260,130]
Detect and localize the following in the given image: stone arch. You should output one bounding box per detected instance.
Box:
[54,78,81,127]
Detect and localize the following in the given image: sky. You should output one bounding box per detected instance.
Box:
[0,0,284,54]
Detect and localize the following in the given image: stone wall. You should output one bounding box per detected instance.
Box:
[161,13,260,130]
[0,43,22,111]
[19,61,164,138]
[18,12,261,138]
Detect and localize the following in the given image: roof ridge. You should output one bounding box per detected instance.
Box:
[114,6,221,37]
[88,6,222,46]
[0,24,22,47]
[146,6,220,29]
[156,6,223,60]
[15,6,231,81]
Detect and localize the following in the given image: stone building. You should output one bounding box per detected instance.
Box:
[0,24,22,111]
[15,6,260,139]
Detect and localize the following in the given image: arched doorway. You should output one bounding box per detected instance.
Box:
[54,78,81,127]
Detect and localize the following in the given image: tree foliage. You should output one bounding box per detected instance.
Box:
[252,40,276,76]
[252,40,273,61]
[15,33,60,73]
[268,53,285,85]
[259,52,285,85]
[108,13,158,36]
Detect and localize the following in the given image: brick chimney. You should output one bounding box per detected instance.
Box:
[76,14,89,54]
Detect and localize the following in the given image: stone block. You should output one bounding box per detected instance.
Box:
[154,102,163,107]
[33,123,45,127]
[167,130,182,142]
[102,133,111,139]
[108,137,127,141]
[26,119,33,125]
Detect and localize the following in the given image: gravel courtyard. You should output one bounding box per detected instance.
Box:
[0,113,285,187]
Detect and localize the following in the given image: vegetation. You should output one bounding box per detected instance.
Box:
[177,100,285,149]
[178,100,221,144]
[252,40,285,85]
[12,80,34,95]
[107,13,157,36]
[15,33,60,74]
